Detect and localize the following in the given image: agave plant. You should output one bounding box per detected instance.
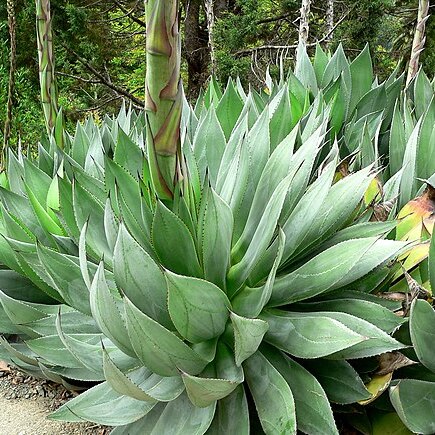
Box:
[0,106,147,388]
[0,4,433,429]
[343,68,435,303]
[0,75,414,433]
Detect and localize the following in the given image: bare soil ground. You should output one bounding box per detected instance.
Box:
[0,362,109,435]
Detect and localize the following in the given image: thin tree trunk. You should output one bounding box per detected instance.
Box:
[204,0,216,75]
[325,0,334,47]
[406,0,430,85]
[298,0,311,46]
[184,0,209,99]
[2,0,17,166]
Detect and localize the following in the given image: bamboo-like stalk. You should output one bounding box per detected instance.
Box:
[406,0,430,86]
[36,0,59,136]
[145,0,182,200]
[2,0,17,168]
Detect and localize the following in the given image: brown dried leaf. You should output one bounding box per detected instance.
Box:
[376,352,417,375]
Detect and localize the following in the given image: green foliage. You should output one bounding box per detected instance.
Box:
[0,0,146,147]
[0,44,434,434]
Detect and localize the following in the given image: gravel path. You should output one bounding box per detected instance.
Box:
[0,393,94,435]
[0,362,109,435]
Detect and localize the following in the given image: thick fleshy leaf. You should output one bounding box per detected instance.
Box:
[318,289,402,311]
[227,170,296,294]
[303,359,370,404]
[104,198,119,251]
[36,245,91,315]
[232,125,298,261]
[280,149,337,263]
[349,44,373,115]
[418,97,435,181]
[57,176,80,240]
[398,119,421,209]
[271,238,407,305]
[414,69,433,119]
[215,132,250,224]
[26,334,96,370]
[295,42,318,96]
[313,44,328,83]
[205,385,249,435]
[152,201,202,277]
[1,337,39,366]
[293,299,405,333]
[232,228,285,317]
[0,188,50,243]
[114,128,143,176]
[359,373,393,405]
[216,115,248,195]
[73,181,111,263]
[303,311,406,359]
[216,79,244,140]
[244,351,296,435]
[55,315,105,376]
[291,166,375,258]
[71,164,106,204]
[263,347,338,435]
[111,393,216,435]
[49,381,154,426]
[102,347,184,402]
[231,312,269,366]
[261,309,365,358]
[390,379,435,434]
[322,44,351,93]
[24,182,64,236]
[193,107,226,184]
[197,186,233,290]
[105,158,142,223]
[90,263,135,357]
[26,310,98,336]
[232,107,270,239]
[0,289,53,326]
[389,102,407,176]
[410,299,435,373]
[166,271,230,343]
[269,87,293,151]
[315,221,397,252]
[182,343,243,407]
[124,297,207,376]
[71,122,90,167]
[371,412,413,435]
[114,223,172,328]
